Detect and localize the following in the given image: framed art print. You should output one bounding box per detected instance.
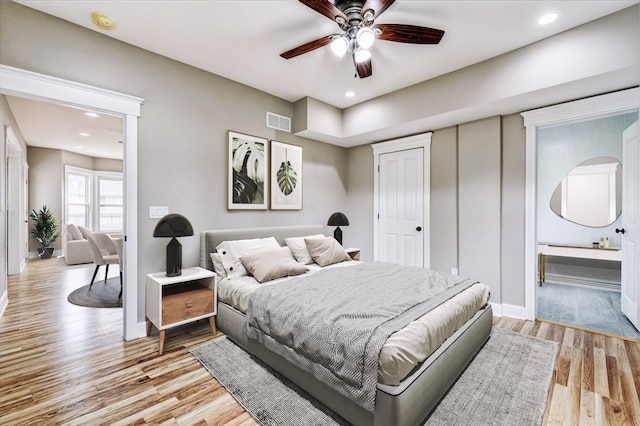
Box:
[270,140,302,210]
[228,131,269,210]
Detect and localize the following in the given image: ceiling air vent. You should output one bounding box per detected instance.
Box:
[266,111,291,133]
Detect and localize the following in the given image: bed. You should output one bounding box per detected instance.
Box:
[200,225,493,426]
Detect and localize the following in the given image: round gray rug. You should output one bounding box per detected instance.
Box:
[67,277,122,308]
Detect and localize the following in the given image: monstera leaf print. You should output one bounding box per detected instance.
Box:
[232,138,265,204]
[276,159,297,196]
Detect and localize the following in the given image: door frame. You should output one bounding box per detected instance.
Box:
[372,133,432,267]
[5,126,25,275]
[0,65,144,340]
[521,87,639,321]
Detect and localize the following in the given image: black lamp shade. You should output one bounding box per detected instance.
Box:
[153,214,194,277]
[327,212,349,246]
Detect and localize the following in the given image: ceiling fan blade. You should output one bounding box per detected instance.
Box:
[361,0,396,20]
[280,35,334,59]
[299,0,347,23]
[376,24,445,44]
[356,58,373,78]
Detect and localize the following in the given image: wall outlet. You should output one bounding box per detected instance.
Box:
[149,206,169,219]
[451,267,459,276]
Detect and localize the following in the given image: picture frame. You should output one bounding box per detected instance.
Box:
[228,131,269,210]
[270,140,303,210]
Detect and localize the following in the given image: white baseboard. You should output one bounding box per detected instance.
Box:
[0,290,8,318]
[490,302,528,320]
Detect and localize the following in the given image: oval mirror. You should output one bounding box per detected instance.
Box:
[550,157,621,227]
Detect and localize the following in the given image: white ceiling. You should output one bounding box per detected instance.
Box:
[8,0,639,159]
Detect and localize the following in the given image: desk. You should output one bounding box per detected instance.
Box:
[537,244,621,286]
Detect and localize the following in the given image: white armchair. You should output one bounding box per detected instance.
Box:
[63,223,93,265]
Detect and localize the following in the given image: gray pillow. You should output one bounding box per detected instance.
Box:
[304,237,351,267]
[240,248,308,283]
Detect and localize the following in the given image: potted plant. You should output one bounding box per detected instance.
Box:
[30,205,61,259]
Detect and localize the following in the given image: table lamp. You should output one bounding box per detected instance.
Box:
[327,212,349,245]
[153,213,194,276]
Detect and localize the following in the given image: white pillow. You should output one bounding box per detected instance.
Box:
[216,237,280,278]
[78,225,92,239]
[209,253,227,279]
[305,236,351,267]
[66,223,83,241]
[285,234,325,264]
[240,248,308,283]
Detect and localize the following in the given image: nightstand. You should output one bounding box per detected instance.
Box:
[146,266,217,355]
[346,248,361,261]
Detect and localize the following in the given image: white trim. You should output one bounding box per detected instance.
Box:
[0,289,7,318]
[372,133,432,267]
[521,87,639,321]
[490,302,528,320]
[0,65,142,116]
[0,65,144,340]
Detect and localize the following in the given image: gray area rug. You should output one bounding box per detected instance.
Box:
[67,277,122,308]
[191,327,558,426]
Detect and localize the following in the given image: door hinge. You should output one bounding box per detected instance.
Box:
[377,165,380,172]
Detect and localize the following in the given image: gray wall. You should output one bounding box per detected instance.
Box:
[459,117,502,303]
[27,147,63,252]
[347,113,528,308]
[1,1,350,323]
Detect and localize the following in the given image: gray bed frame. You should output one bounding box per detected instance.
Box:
[200,225,493,426]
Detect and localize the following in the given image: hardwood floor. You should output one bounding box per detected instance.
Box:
[1,258,639,425]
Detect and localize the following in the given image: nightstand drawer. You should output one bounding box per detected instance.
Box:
[162,283,214,325]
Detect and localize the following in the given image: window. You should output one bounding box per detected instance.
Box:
[65,166,123,232]
[66,169,91,227]
[97,175,123,232]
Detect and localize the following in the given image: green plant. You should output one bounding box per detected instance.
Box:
[30,205,60,247]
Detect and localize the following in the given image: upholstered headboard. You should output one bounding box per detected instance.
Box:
[199,225,324,271]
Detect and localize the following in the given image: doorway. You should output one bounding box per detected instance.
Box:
[372,133,431,267]
[522,88,640,338]
[0,65,143,340]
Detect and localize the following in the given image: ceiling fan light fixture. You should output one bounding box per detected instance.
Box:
[330,36,349,57]
[356,27,375,49]
[354,48,371,63]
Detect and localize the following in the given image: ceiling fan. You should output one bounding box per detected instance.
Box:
[280,0,445,79]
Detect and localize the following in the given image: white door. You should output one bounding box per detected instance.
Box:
[621,121,639,330]
[6,127,24,275]
[378,148,424,266]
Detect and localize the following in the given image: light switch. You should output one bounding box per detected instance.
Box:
[149,206,169,219]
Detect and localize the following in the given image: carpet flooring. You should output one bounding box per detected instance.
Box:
[191,328,558,426]
[537,282,639,339]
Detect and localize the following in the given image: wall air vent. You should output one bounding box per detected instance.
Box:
[266,111,291,133]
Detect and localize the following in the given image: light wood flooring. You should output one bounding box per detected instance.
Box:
[1,258,639,425]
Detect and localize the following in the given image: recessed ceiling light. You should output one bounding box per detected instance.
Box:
[91,12,116,30]
[75,145,83,149]
[345,91,355,98]
[85,112,99,118]
[538,13,558,26]
[79,132,90,137]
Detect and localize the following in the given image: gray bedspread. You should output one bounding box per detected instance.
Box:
[245,261,478,412]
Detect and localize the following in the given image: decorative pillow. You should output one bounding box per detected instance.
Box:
[78,225,92,239]
[240,248,308,283]
[285,234,325,264]
[304,236,351,267]
[216,237,280,278]
[66,223,83,241]
[209,253,228,279]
